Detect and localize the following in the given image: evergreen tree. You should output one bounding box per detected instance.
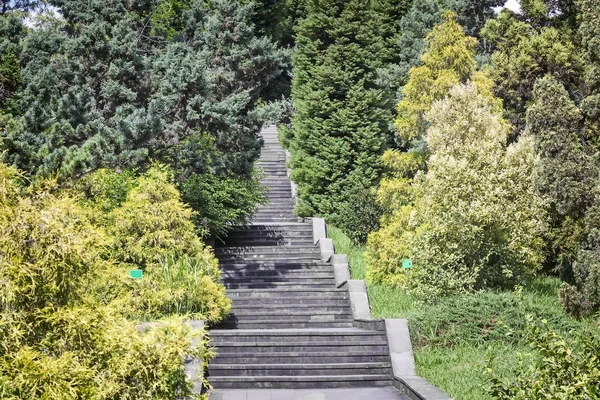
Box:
[482,9,581,135]
[379,0,443,97]
[289,0,389,222]
[527,76,598,281]
[0,46,20,109]
[395,12,481,146]
[527,76,595,220]
[380,0,503,98]
[367,83,546,299]
[578,0,600,143]
[0,0,288,236]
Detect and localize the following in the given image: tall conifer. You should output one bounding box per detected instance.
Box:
[289,0,389,221]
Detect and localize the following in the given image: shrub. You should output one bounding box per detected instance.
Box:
[108,165,209,266]
[99,165,231,322]
[76,168,137,213]
[0,162,211,399]
[180,171,267,239]
[330,186,383,245]
[367,83,547,299]
[486,314,600,399]
[559,199,600,317]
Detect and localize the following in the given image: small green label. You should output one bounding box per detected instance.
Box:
[129,269,143,279]
[402,259,412,269]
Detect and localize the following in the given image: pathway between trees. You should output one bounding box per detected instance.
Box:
[207,126,407,399]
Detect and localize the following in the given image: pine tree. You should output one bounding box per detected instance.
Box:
[0,0,288,236]
[482,8,581,135]
[0,46,20,109]
[527,76,595,222]
[578,0,600,143]
[289,0,389,222]
[2,0,288,179]
[380,0,503,97]
[395,12,480,145]
[526,75,597,281]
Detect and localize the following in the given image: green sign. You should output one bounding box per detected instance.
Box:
[402,259,412,269]
[129,269,143,279]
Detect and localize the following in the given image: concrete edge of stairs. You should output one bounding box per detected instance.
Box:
[310,217,453,400]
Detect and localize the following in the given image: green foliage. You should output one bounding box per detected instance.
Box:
[2,0,288,181]
[395,12,479,145]
[379,0,503,97]
[108,165,207,266]
[482,8,581,134]
[579,0,600,142]
[180,171,268,239]
[329,186,383,245]
[332,226,600,399]
[289,0,389,225]
[527,76,595,220]
[0,161,220,399]
[0,46,20,108]
[487,314,600,399]
[559,198,600,317]
[76,168,137,214]
[384,0,443,93]
[151,0,193,39]
[526,76,598,285]
[368,83,547,300]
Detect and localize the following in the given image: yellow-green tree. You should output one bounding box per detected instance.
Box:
[378,12,497,222]
[367,83,547,299]
[394,11,493,146]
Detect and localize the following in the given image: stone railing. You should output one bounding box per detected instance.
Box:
[312,217,453,400]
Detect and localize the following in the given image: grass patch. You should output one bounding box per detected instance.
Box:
[329,226,415,315]
[327,226,600,400]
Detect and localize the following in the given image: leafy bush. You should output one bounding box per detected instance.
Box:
[486,314,600,399]
[0,162,213,399]
[330,186,383,245]
[367,83,547,300]
[559,199,600,317]
[180,171,267,239]
[76,168,136,213]
[108,165,207,266]
[95,165,231,322]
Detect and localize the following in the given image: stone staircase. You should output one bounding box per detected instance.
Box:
[207,126,396,390]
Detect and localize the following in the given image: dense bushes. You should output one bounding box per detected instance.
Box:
[367,84,546,299]
[487,315,600,399]
[0,162,229,398]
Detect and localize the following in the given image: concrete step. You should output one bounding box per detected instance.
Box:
[216,245,321,252]
[218,262,332,270]
[223,282,335,289]
[216,320,355,329]
[210,329,384,340]
[223,313,353,322]
[209,363,391,377]
[208,375,394,389]
[212,351,391,365]
[230,298,349,306]
[229,305,351,313]
[224,288,348,296]
[211,342,389,354]
[221,270,335,279]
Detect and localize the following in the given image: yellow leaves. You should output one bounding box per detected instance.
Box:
[0,161,226,398]
[108,165,206,267]
[395,12,479,145]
